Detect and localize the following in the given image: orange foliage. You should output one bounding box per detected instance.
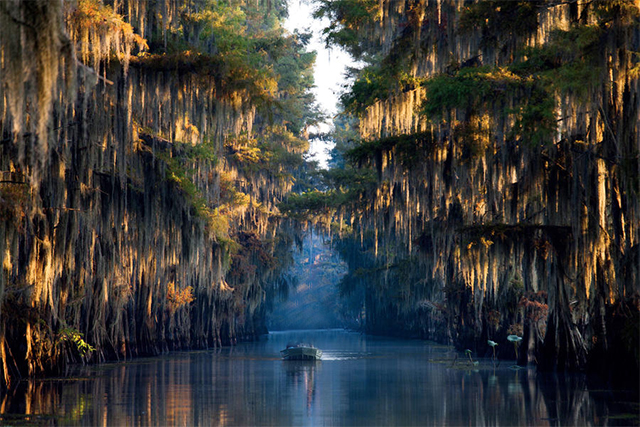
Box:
[519,291,549,323]
[167,282,195,313]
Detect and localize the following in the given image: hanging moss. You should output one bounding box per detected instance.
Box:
[67,0,148,73]
[318,0,640,378]
[0,0,319,389]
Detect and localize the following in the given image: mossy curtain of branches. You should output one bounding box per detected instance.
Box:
[0,0,320,389]
[284,0,639,381]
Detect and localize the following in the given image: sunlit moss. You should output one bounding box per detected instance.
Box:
[67,0,148,72]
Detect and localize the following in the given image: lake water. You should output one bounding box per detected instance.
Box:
[1,329,638,426]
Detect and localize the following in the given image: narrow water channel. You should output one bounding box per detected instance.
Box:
[1,330,637,426]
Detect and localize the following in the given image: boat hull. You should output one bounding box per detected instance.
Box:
[280,346,322,360]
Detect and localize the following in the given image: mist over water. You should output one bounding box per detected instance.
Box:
[268,233,351,331]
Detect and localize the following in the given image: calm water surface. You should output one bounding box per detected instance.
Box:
[1,330,638,426]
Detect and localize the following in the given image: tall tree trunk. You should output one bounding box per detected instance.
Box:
[540,255,587,371]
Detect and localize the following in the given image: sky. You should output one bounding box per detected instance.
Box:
[283,0,353,168]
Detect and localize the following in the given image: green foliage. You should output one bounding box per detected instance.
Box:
[340,63,420,115]
[158,151,204,206]
[273,31,322,134]
[338,13,422,116]
[278,131,378,223]
[135,0,318,110]
[332,1,627,153]
[509,97,556,147]
[179,139,218,164]
[188,5,249,54]
[323,165,376,192]
[453,119,492,160]
[419,65,559,146]
[155,142,236,242]
[279,190,345,220]
[313,0,379,58]
[226,133,265,165]
[58,327,95,357]
[510,25,603,99]
[340,66,387,114]
[225,126,308,179]
[277,115,379,226]
[421,66,530,118]
[133,50,276,103]
[324,115,358,166]
[316,0,427,116]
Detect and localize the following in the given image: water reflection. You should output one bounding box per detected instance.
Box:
[283,361,319,416]
[1,330,637,426]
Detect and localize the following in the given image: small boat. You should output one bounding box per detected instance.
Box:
[280,343,322,360]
